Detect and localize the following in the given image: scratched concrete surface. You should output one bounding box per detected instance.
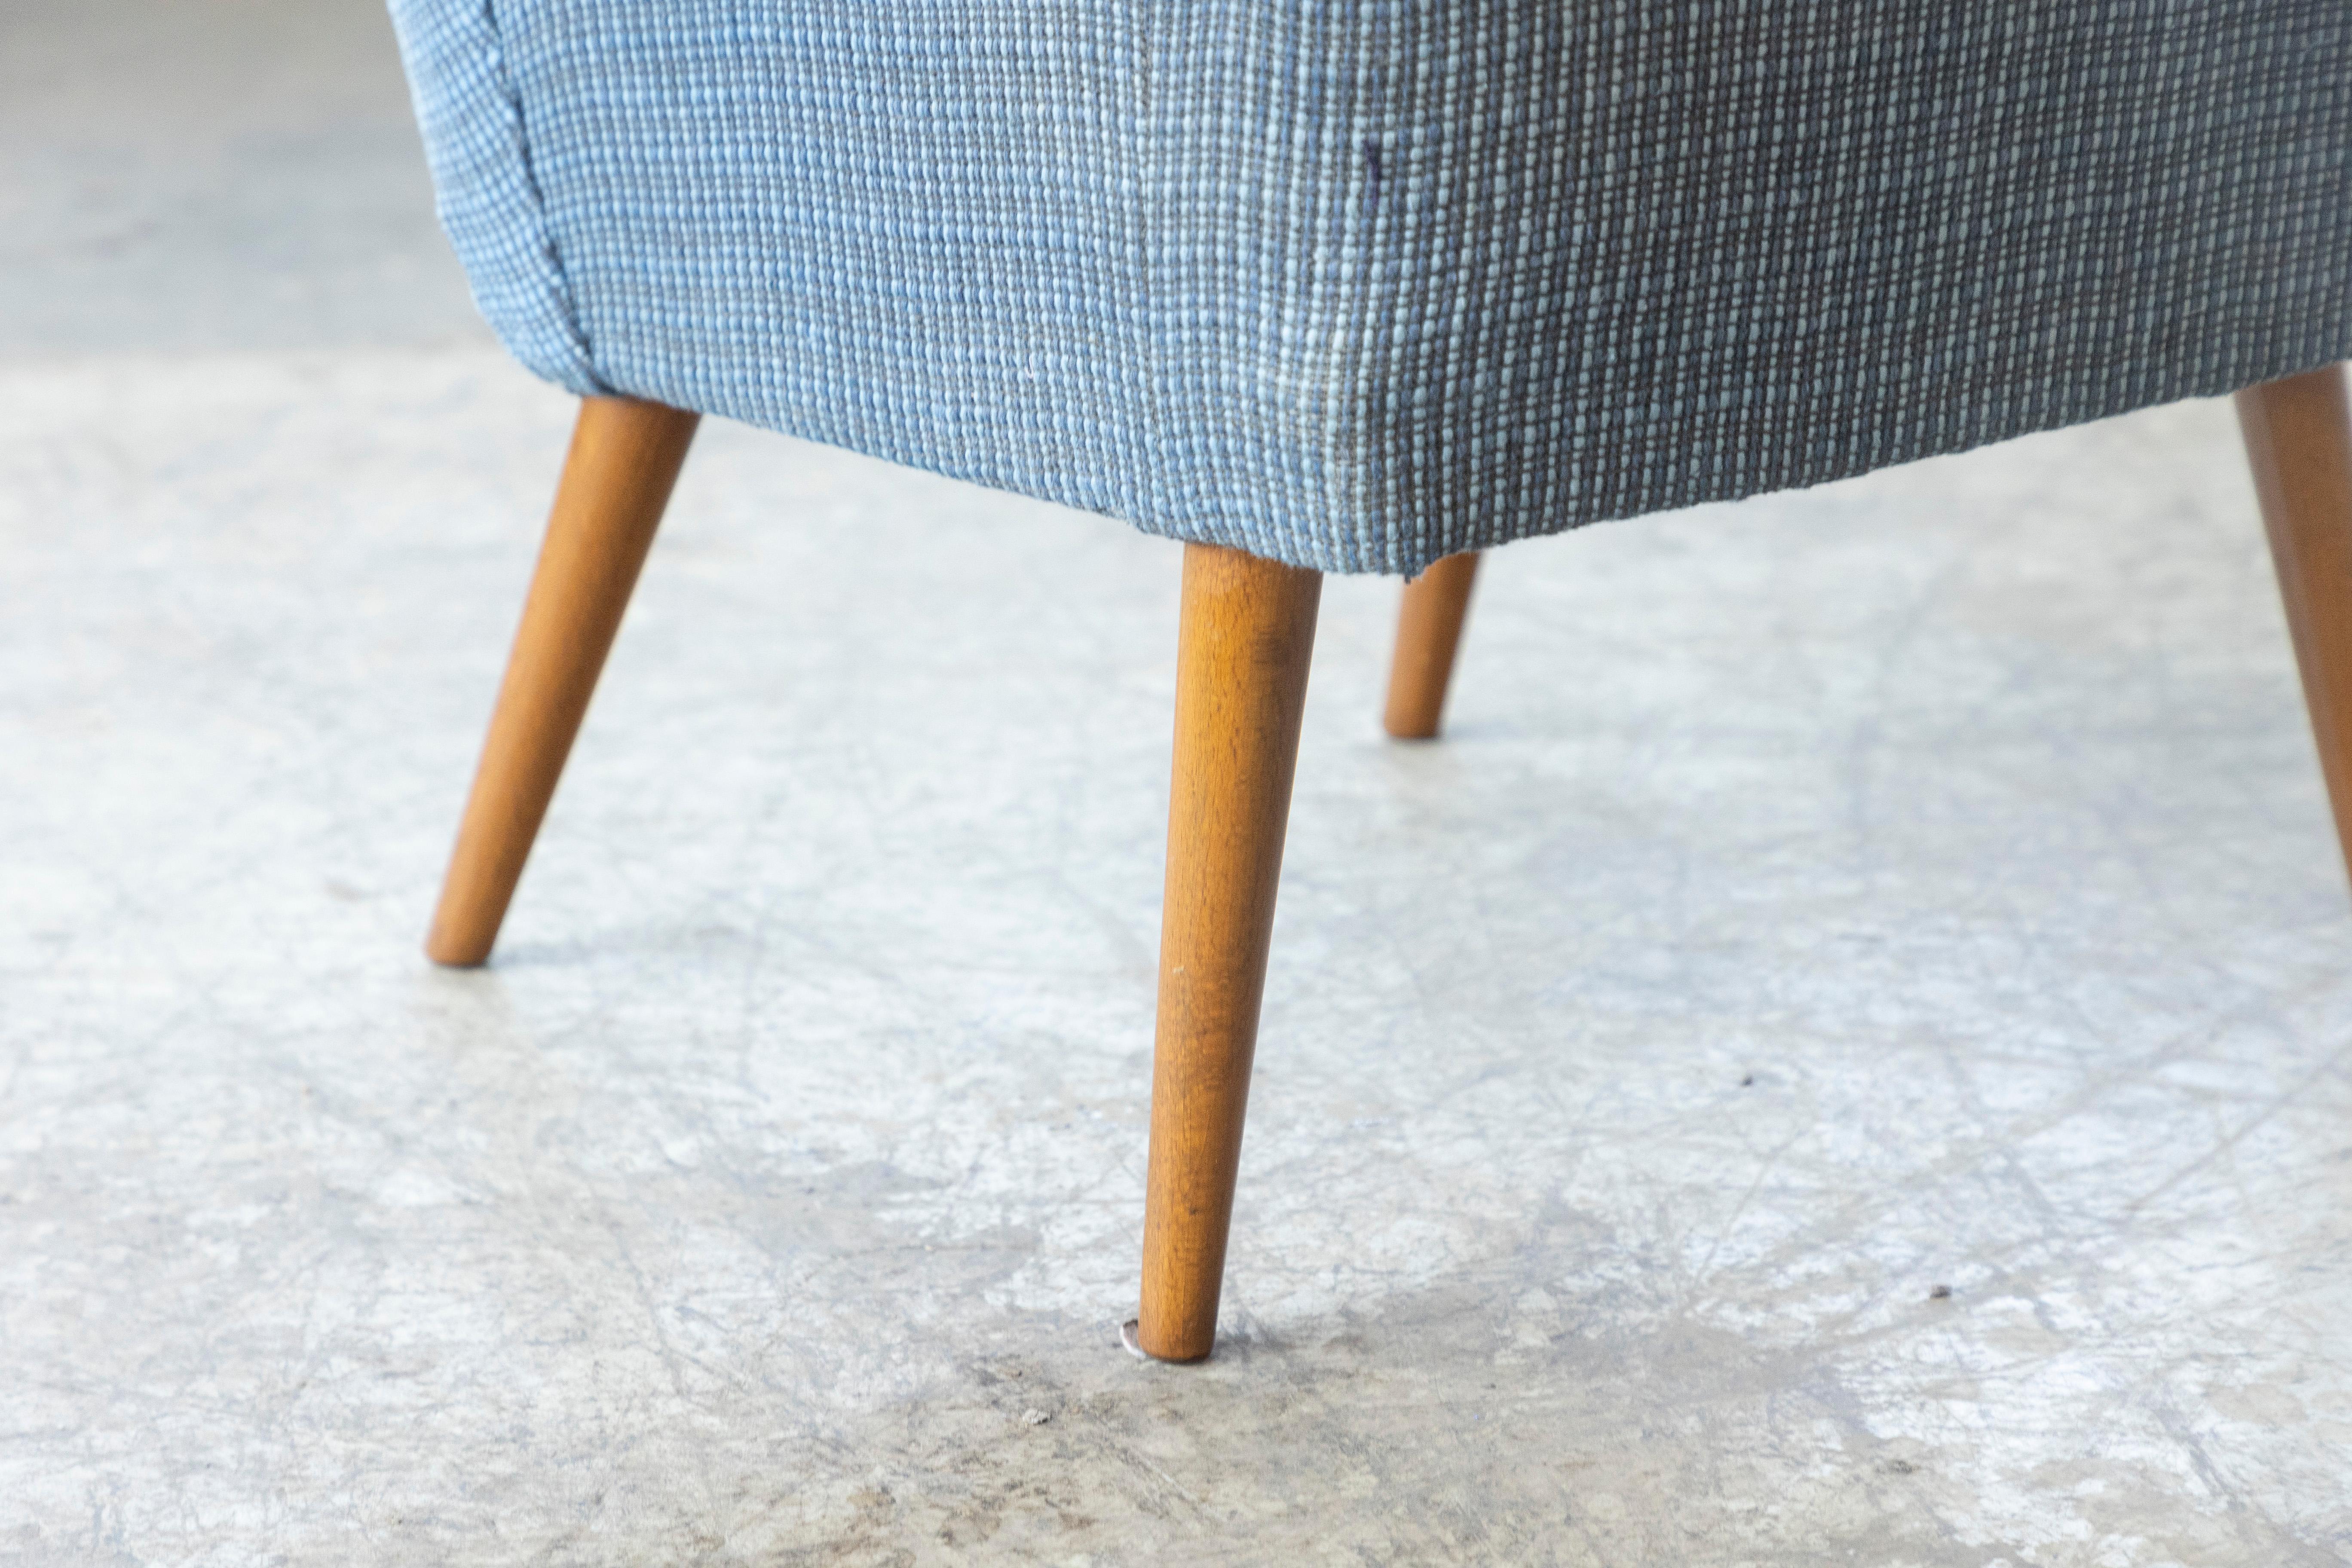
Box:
[5,5,2352,1567]
[8,349,2352,1566]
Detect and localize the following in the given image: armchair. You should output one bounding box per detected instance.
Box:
[389,0,2352,1361]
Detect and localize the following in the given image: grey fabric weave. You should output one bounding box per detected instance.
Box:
[389,1,2352,574]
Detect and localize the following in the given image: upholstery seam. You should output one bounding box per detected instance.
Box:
[479,0,603,390]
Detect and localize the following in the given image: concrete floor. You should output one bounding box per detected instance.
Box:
[6,5,2352,1565]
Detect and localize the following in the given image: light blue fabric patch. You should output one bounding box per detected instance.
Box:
[388,0,603,393]
[388,0,2352,574]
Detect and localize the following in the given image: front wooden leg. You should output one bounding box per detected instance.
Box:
[1382,551,1480,739]
[426,396,699,966]
[2239,363,2352,891]
[1136,542,1322,1362]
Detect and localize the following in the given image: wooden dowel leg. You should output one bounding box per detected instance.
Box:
[1136,542,1323,1363]
[426,396,699,966]
[2239,362,2352,894]
[1382,551,1481,739]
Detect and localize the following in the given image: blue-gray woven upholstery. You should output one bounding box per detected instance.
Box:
[389,1,2352,575]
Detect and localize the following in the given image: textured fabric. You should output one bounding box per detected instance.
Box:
[389,1,2352,575]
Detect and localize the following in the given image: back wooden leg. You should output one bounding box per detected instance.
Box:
[1382,551,1480,739]
[1136,542,1322,1362]
[2239,363,2352,891]
[426,396,699,966]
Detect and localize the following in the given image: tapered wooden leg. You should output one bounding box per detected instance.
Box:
[2239,363,2352,891]
[426,396,699,966]
[1136,543,1323,1362]
[1382,551,1480,739]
